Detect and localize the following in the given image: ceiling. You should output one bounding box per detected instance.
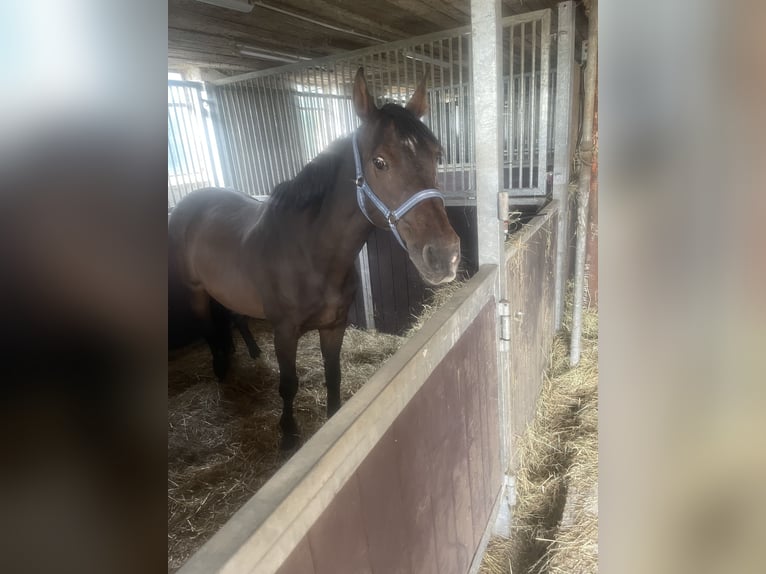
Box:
[168,0,569,80]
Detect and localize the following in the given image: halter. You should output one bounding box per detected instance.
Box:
[352,130,446,251]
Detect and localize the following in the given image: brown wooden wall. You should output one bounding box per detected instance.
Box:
[505,206,559,469]
[275,301,500,574]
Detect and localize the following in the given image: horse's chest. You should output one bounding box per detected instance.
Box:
[298,274,356,329]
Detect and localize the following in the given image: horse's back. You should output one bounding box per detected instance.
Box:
[168,187,269,318]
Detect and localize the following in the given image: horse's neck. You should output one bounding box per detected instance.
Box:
[312,157,374,276]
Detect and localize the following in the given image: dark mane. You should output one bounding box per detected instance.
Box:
[268,104,438,213]
[268,137,348,213]
[377,103,441,151]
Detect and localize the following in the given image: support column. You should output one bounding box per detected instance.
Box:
[552,1,577,328]
[470,0,511,538]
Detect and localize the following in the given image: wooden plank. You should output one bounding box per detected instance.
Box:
[394,390,439,574]
[274,538,315,574]
[356,427,411,574]
[504,203,558,469]
[307,475,372,574]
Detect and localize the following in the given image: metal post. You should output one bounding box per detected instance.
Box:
[570,0,597,366]
[552,1,576,329]
[470,0,510,471]
[471,0,504,268]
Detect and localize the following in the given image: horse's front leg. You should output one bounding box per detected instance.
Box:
[274,324,300,450]
[319,325,346,417]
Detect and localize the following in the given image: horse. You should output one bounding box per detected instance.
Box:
[168,68,460,449]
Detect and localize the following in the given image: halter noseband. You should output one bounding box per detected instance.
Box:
[352,130,445,251]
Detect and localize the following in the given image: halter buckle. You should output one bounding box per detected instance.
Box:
[355,176,364,187]
[387,212,398,226]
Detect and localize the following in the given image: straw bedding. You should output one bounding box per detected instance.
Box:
[480,304,598,574]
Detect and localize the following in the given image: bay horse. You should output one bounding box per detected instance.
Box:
[168,68,460,449]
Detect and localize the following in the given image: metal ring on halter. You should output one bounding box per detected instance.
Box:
[352,130,446,251]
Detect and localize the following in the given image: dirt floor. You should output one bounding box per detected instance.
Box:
[168,320,404,572]
[479,306,598,574]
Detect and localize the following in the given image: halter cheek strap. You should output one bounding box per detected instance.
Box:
[352,130,446,251]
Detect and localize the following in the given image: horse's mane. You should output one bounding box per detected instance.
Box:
[268,103,439,213]
[268,137,347,214]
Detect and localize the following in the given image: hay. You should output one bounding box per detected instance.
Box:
[168,283,462,571]
[480,301,598,574]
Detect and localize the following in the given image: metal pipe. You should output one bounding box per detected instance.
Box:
[251,1,388,43]
[552,1,576,330]
[570,0,598,366]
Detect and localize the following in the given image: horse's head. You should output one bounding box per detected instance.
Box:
[352,68,460,286]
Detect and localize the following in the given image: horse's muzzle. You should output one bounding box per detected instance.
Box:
[421,239,460,285]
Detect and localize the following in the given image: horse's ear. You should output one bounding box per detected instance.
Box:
[406,73,429,118]
[353,68,377,121]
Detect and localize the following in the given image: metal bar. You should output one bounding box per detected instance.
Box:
[530,20,537,190]
[536,10,551,193]
[241,80,261,194]
[552,1,576,329]
[238,81,258,194]
[228,85,249,192]
[458,33,465,191]
[448,35,457,194]
[169,86,196,195]
[198,86,222,187]
[570,0,597,366]
[508,23,514,187]
[177,85,206,192]
[358,244,376,330]
[470,0,510,491]
[519,22,525,190]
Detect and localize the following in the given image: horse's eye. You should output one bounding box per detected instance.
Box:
[373,156,388,170]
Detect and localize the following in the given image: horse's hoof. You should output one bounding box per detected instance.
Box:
[280,433,300,452]
[327,400,341,418]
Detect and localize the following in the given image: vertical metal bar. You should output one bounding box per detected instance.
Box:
[175,86,203,193]
[274,73,295,180]
[255,76,276,191]
[186,86,210,187]
[166,94,184,198]
[530,19,537,190]
[537,11,551,193]
[519,22,526,189]
[198,86,220,187]
[268,74,288,183]
[176,86,201,192]
[552,1,576,329]
[458,33,465,192]
[167,100,186,204]
[241,80,261,194]
[225,88,246,192]
[169,87,195,195]
[509,24,515,189]
[215,86,236,189]
[448,35,457,196]
[570,0,597,366]
[470,0,509,486]
[242,80,263,195]
[286,71,303,175]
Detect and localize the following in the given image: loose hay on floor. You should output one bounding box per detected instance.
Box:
[480,304,598,574]
[168,282,462,572]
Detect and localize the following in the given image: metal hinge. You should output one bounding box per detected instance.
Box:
[499,299,511,349]
[497,191,509,222]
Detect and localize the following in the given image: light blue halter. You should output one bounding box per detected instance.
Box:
[352,130,446,251]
